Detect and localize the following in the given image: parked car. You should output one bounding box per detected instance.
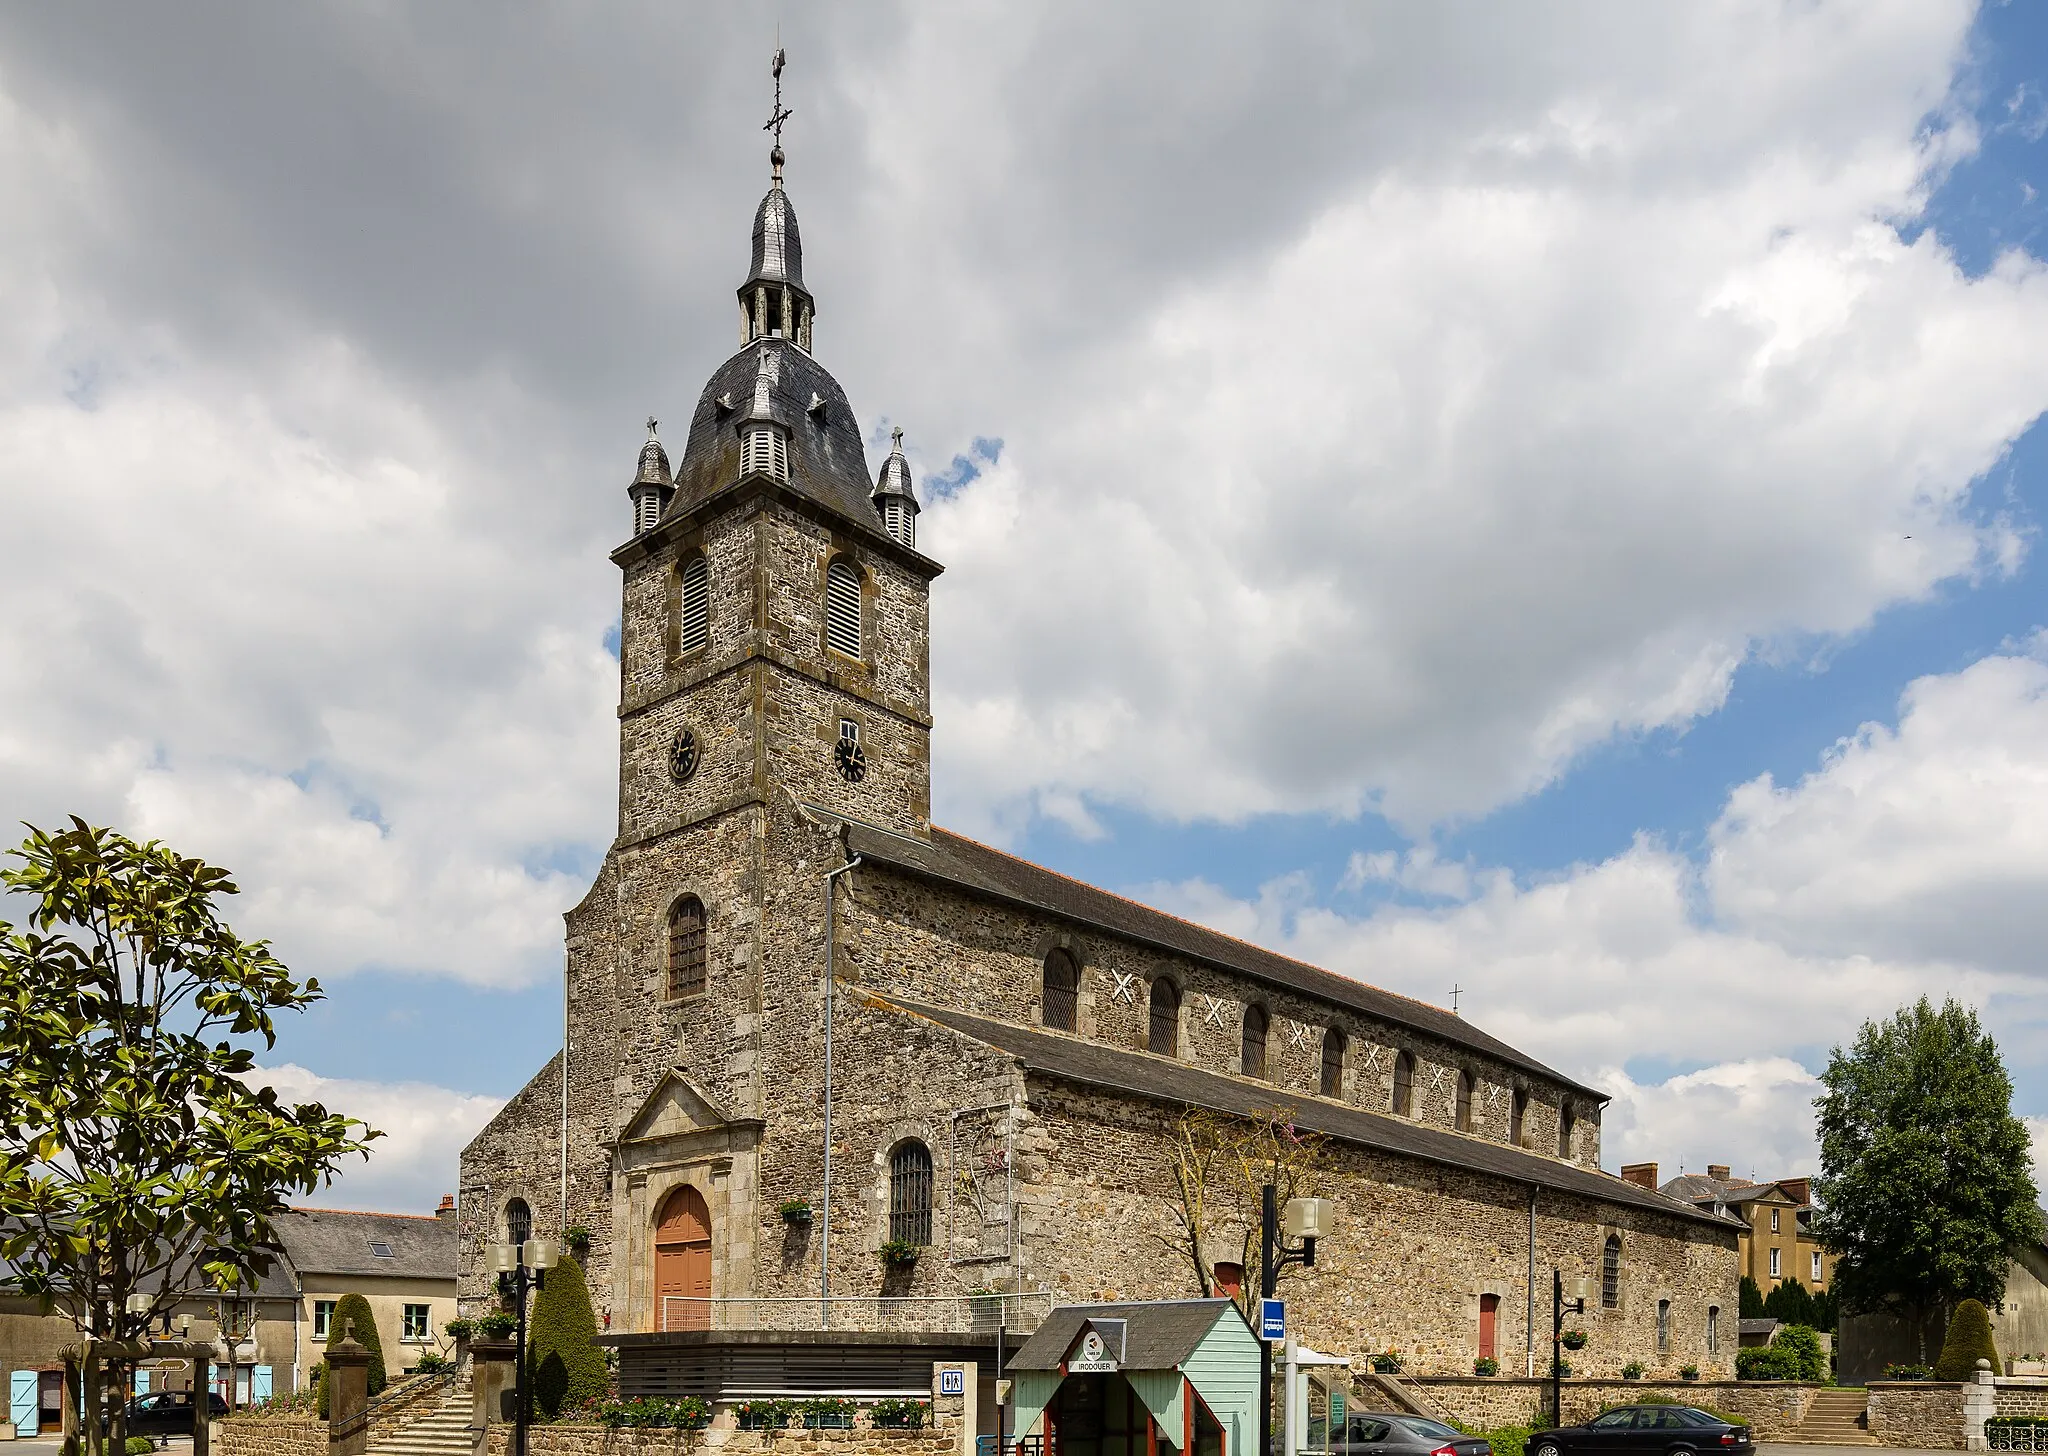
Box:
[106,1390,231,1436]
[1334,1413,1493,1456]
[1529,1405,1752,1456]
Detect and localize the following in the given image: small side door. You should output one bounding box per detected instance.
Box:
[10,1370,38,1436]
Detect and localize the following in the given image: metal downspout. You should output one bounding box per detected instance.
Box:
[1527,1185,1538,1378]
[821,853,863,1329]
[561,951,570,1232]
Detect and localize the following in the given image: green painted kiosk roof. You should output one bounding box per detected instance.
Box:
[1008,1299,1247,1372]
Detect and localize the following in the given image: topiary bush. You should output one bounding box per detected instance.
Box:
[1934,1299,2001,1382]
[316,1293,388,1417]
[528,1253,607,1421]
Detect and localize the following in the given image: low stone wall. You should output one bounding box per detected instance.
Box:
[213,1415,328,1456]
[1996,1377,2048,1418]
[1407,1378,1816,1439]
[367,1373,459,1444]
[485,1425,957,1456]
[1868,1382,1966,1449]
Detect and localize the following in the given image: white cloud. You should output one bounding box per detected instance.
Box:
[1136,642,2048,1168]
[251,1064,503,1216]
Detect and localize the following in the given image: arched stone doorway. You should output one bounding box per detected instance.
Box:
[654,1185,712,1331]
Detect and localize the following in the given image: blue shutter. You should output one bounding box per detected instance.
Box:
[251,1367,272,1402]
[135,1370,150,1394]
[10,1371,38,1434]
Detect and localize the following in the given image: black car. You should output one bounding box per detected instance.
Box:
[1530,1405,1752,1456]
[109,1390,231,1436]
[1334,1413,1492,1456]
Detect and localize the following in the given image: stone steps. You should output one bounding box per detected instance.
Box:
[1792,1389,1879,1446]
[368,1392,475,1456]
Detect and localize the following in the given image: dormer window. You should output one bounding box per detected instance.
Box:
[743,424,788,481]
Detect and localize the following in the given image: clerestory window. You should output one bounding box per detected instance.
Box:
[1319,1028,1345,1098]
[1241,1004,1268,1079]
[1392,1049,1415,1117]
[1148,978,1181,1057]
[1042,950,1078,1032]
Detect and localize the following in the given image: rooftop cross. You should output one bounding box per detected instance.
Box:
[1449,983,1463,1014]
[646,415,659,437]
[764,46,793,154]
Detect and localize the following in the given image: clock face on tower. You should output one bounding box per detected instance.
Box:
[668,727,699,784]
[834,735,866,783]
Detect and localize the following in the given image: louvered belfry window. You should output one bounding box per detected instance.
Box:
[1042,951,1078,1032]
[678,556,710,655]
[825,559,862,658]
[888,1141,934,1246]
[882,497,914,548]
[667,896,707,1000]
[743,425,788,481]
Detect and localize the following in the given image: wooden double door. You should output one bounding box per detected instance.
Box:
[655,1185,712,1331]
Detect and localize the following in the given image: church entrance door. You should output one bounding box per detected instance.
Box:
[655,1185,712,1331]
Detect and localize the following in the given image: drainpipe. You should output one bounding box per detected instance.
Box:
[1527,1186,1538,1378]
[820,853,863,1330]
[561,951,570,1232]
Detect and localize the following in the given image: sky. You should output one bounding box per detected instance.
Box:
[1,1,2046,1213]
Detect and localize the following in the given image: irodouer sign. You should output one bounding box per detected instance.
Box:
[1068,1330,1119,1373]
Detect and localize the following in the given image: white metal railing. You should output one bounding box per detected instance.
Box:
[657,1290,1059,1334]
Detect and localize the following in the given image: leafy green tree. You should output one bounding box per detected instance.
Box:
[0,821,378,1456]
[1774,1325,1828,1382]
[528,1254,606,1420]
[1739,1274,1767,1319]
[1811,997,2043,1358]
[1811,1286,1839,1333]
[1932,1298,2000,1381]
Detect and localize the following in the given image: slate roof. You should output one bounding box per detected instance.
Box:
[846,824,1603,1100]
[879,996,1738,1231]
[669,339,895,542]
[272,1208,456,1281]
[1007,1300,1243,1372]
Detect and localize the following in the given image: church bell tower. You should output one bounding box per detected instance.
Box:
[608,86,939,849]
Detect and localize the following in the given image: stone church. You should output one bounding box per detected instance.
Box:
[458,131,1739,1384]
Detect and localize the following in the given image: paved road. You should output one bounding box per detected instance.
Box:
[1757,1445,1956,1455]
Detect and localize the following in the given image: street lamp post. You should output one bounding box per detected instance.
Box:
[487,1238,560,1456]
[1550,1270,1591,1430]
[1258,1187,1336,1456]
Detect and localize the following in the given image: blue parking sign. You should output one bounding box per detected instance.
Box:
[1259,1298,1285,1340]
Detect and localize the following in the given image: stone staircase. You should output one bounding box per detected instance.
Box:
[366,1384,475,1456]
[1791,1388,1879,1446]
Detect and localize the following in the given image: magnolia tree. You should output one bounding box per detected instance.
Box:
[1156,1105,1327,1320]
[0,820,379,1455]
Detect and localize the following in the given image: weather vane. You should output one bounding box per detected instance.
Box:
[764,46,792,148]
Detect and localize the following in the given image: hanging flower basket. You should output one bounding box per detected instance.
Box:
[1561,1329,1589,1351]
[879,1239,921,1267]
[778,1200,814,1225]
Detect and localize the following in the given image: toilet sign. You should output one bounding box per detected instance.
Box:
[939,1370,966,1397]
[1069,1330,1119,1373]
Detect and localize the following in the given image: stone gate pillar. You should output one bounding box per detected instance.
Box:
[326,1323,372,1456]
[470,1339,520,1444]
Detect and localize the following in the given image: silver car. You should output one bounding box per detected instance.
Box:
[1334,1414,1494,1456]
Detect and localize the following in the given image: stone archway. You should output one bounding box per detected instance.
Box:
[654,1185,712,1331]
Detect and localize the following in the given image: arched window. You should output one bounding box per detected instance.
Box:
[1707,1305,1721,1356]
[1148,978,1180,1057]
[1511,1088,1528,1147]
[888,1141,934,1246]
[504,1198,531,1248]
[1392,1049,1415,1116]
[1657,1298,1671,1353]
[1558,1101,1576,1159]
[667,896,707,1000]
[1602,1233,1622,1308]
[743,424,788,481]
[1319,1028,1345,1098]
[1241,1005,1268,1079]
[1455,1070,1475,1132]
[825,559,862,659]
[677,556,709,655]
[1041,950,1078,1032]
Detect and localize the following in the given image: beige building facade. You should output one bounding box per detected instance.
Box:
[1650,1167,1835,1295]
[460,132,1744,1389]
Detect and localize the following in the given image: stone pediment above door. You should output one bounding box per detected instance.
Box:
[620,1069,746,1145]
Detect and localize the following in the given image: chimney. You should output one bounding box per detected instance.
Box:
[1708,1165,1731,1181]
[1620,1162,1659,1191]
[436,1194,457,1223]
[1779,1178,1811,1206]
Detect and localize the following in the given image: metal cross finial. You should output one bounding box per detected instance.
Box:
[765,46,793,149]
[646,415,659,438]
[891,426,904,450]
[1450,983,1463,1014]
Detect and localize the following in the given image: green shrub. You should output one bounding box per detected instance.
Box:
[1474,1357,1500,1376]
[1883,1363,1934,1380]
[1739,1274,1767,1319]
[444,1318,475,1341]
[128,1437,155,1454]
[1766,1325,1828,1382]
[1935,1300,2001,1382]
[477,1312,516,1338]
[1737,1344,1801,1381]
[1468,1428,1530,1456]
[528,1253,607,1421]
[1621,1361,1645,1380]
[1764,1278,1817,1328]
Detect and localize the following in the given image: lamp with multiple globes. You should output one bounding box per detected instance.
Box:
[484,1239,559,1456]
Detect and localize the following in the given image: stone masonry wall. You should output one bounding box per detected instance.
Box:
[1411,1379,1814,1438]
[1010,1079,1736,1379]
[844,861,1601,1177]
[489,1425,956,1456]
[1995,1377,2048,1417]
[212,1416,326,1456]
[1868,1383,1967,1449]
